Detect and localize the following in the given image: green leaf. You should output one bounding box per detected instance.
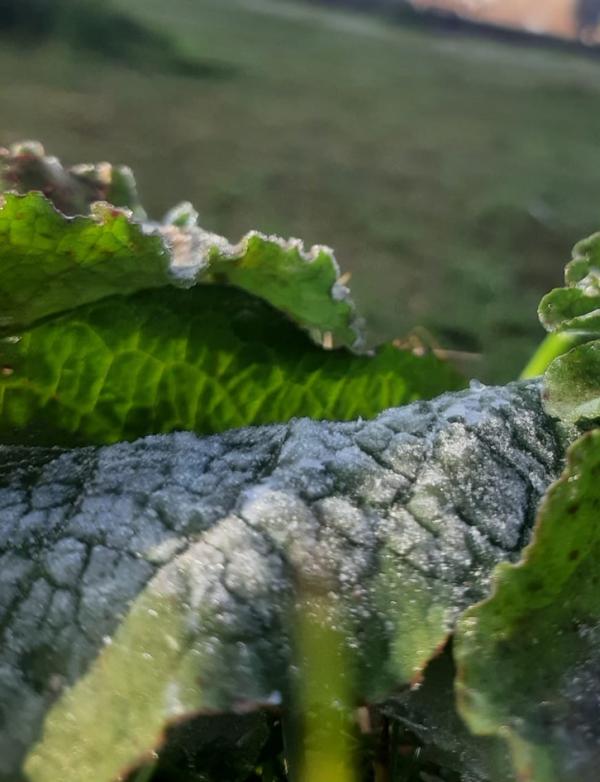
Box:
[455,430,600,782]
[543,340,600,425]
[536,234,600,426]
[539,233,600,334]
[203,231,359,348]
[0,192,171,332]
[0,191,361,346]
[0,380,566,781]
[0,285,463,445]
[539,287,600,334]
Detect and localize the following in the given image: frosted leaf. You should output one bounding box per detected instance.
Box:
[0,380,569,782]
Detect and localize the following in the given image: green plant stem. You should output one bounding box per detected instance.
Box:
[520,333,580,379]
[131,764,155,782]
[282,713,303,782]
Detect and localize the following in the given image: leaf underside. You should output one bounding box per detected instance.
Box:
[0,285,463,446]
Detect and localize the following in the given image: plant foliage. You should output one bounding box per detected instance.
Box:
[456,430,600,782]
[1,143,600,782]
[0,285,460,445]
[0,144,463,446]
[539,233,600,424]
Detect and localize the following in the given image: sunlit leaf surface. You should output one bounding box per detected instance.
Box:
[0,191,361,346]
[0,285,463,445]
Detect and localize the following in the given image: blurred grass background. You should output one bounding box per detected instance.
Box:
[3,0,600,381]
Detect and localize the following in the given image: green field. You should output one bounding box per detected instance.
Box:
[4,0,600,381]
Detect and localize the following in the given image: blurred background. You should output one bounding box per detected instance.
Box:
[3,0,600,382]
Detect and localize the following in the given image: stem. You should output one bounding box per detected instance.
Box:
[520,333,580,379]
[131,765,155,782]
[282,712,303,782]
